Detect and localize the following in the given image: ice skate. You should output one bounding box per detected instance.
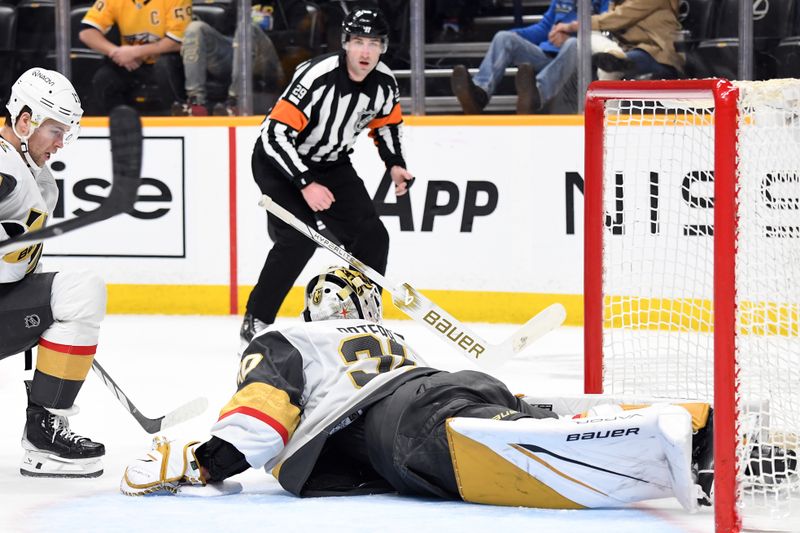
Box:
[20,382,105,478]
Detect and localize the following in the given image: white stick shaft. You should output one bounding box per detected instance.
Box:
[258,194,566,370]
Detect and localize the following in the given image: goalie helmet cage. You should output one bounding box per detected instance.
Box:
[584,78,800,533]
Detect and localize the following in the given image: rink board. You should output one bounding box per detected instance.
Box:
[41,115,590,323]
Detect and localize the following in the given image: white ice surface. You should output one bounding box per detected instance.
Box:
[0,316,714,533]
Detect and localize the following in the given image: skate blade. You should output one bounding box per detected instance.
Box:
[20,468,103,479]
[177,480,243,497]
[20,450,103,478]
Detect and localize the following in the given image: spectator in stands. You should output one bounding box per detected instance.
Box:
[450,0,609,114]
[79,0,190,115]
[518,0,684,113]
[174,17,284,116]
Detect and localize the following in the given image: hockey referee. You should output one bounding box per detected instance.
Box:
[240,5,415,348]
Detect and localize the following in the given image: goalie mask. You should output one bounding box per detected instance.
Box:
[303,267,382,323]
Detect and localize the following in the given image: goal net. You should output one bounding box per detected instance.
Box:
[584,79,800,532]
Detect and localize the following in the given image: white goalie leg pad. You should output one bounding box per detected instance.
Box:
[121,436,205,496]
[522,394,625,418]
[523,396,711,432]
[446,404,698,511]
[20,449,103,478]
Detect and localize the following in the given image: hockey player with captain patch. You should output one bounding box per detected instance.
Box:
[0,68,107,478]
[121,266,719,511]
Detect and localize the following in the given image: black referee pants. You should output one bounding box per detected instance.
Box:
[246,149,390,324]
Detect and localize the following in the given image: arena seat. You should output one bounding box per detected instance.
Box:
[675,0,717,77]
[0,3,16,104]
[693,0,794,79]
[15,0,55,73]
[192,3,235,36]
[773,0,800,77]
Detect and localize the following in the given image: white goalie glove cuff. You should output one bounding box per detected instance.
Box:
[120,436,205,496]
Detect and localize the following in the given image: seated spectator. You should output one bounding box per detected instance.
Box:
[450,0,609,115]
[79,0,190,115]
[519,0,684,112]
[174,14,284,116]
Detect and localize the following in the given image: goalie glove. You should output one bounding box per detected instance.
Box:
[121,436,205,496]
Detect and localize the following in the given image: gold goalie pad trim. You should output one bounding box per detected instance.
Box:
[445,418,586,509]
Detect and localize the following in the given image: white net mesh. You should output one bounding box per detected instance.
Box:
[598,79,800,531]
[733,80,800,529]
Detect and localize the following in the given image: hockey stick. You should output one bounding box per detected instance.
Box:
[0,105,143,255]
[87,108,208,433]
[259,195,567,371]
[91,360,208,434]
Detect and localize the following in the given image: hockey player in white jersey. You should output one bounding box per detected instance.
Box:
[122,266,721,510]
[0,68,106,477]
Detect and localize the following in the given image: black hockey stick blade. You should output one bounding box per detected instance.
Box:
[0,105,143,254]
[106,105,143,213]
[92,360,208,434]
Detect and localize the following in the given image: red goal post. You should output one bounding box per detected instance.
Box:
[583,79,800,533]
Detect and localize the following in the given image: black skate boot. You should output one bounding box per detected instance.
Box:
[744,442,798,484]
[690,407,798,506]
[239,312,269,356]
[691,408,714,506]
[21,381,105,478]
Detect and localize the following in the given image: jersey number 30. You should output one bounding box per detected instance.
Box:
[339,334,415,388]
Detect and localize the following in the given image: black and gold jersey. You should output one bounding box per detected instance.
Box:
[211,319,428,496]
[0,137,55,282]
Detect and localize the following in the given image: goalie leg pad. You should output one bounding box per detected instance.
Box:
[446,404,698,511]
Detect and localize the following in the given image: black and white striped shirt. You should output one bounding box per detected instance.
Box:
[259,51,406,188]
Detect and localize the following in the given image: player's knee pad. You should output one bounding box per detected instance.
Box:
[51,271,106,325]
[445,404,698,511]
[44,271,106,348]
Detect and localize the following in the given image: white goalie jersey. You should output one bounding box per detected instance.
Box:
[0,136,57,283]
[210,319,431,495]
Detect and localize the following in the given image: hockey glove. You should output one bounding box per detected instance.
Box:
[120,436,205,496]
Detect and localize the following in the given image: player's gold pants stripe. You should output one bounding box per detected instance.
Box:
[218,383,300,438]
[511,443,607,496]
[446,421,585,509]
[36,345,94,381]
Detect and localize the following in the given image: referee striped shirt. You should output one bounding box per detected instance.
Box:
[259,51,406,188]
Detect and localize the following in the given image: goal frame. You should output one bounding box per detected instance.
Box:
[583,79,740,533]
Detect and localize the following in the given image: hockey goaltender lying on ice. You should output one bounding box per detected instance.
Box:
[117,267,797,511]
